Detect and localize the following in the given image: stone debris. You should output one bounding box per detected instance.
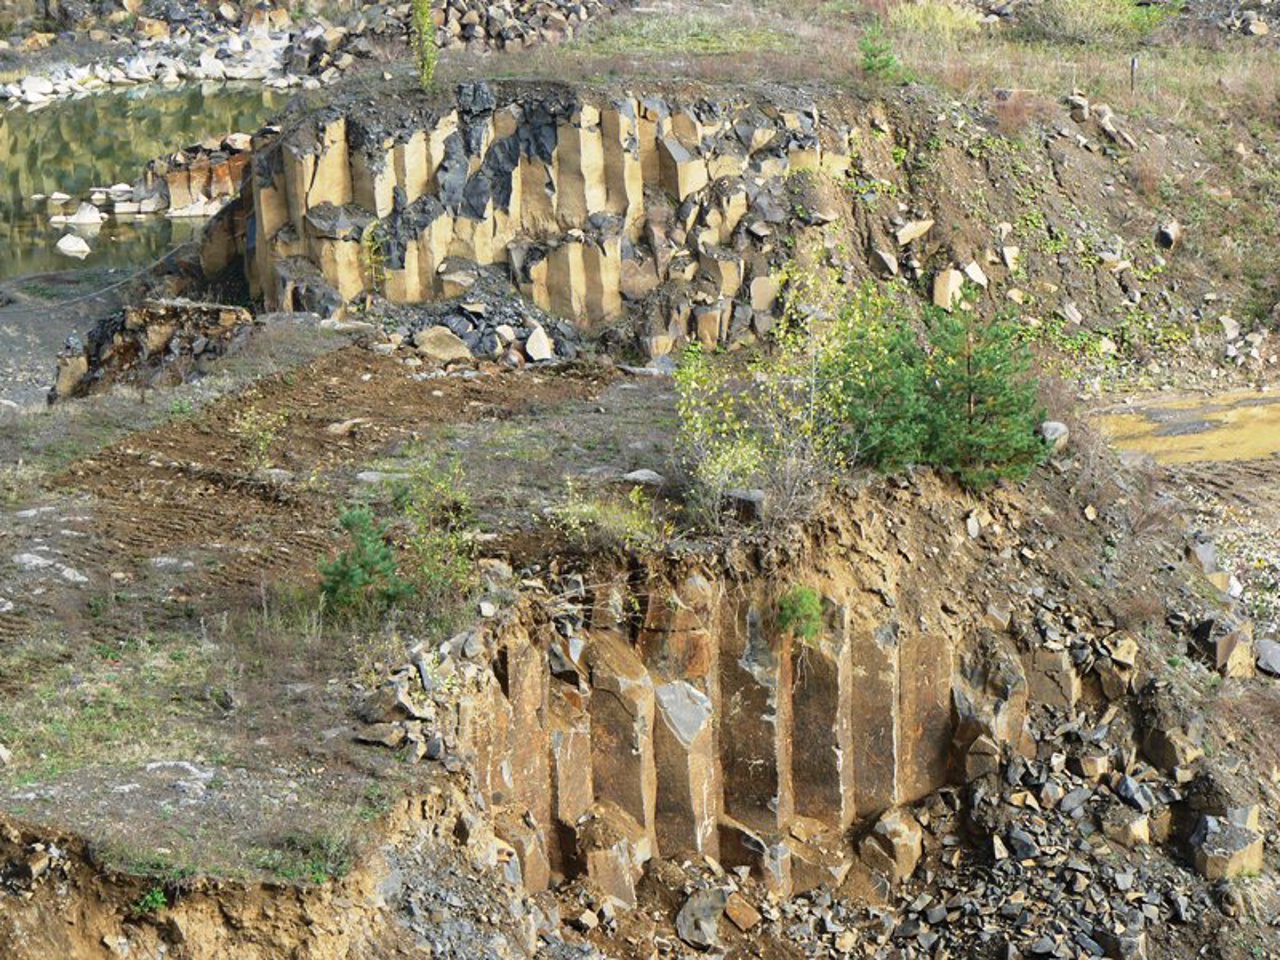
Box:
[50,299,257,401]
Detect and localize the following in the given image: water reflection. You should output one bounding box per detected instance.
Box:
[0,83,285,283]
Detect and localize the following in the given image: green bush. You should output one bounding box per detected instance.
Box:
[674,273,1047,514]
[320,507,412,612]
[778,587,823,641]
[129,887,167,918]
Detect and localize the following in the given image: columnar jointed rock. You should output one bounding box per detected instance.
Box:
[208,82,857,357]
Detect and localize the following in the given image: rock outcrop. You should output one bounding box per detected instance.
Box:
[354,490,1046,900]
[204,81,852,356]
[50,299,257,401]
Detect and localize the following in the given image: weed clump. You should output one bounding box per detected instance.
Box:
[551,482,673,553]
[778,586,823,641]
[1016,0,1181,45]
[411,0,438,89]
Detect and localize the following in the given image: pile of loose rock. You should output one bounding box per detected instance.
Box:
[50,298,257,400]
[370,274,583,368]
[1,0,629,108]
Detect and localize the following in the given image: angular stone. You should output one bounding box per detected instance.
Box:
[658,137,709,201]
[859,808,922,885]
[576,801,654,908]
[1191,817,1264,880]
[933,268,964,310]
[584,633,657,843]
[895,219,934,246]
[524,325,555,362]
[1026,646,1080,710]
[494,809,551,893]
[724,892,761,932]
[675,887,727,950]
[414,326,473,363]
[653,681,719,857]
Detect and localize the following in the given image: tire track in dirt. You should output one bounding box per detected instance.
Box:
[51,347,604,609]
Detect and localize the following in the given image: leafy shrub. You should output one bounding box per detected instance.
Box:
[320,507,412,612]
[129,886,168,918]
[410,0,438,89]
[674,271,1047,517]
[778,586,823,641]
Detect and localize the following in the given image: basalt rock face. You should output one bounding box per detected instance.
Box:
[358,485,1040,901]
[204,81,854,356]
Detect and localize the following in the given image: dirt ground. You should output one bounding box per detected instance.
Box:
[0,319,685,888]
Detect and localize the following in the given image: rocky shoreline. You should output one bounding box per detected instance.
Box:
[1,0,629,109]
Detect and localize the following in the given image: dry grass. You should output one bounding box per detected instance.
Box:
[990,89,1057,137]
[1126,147,1166,199]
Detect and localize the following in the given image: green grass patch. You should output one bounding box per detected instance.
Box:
[572,12,791,56]
[0,631,221,786]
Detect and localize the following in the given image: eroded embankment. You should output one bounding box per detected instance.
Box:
[352,472,1266,915]
[0,777,551,959]
[3,462,1274,957]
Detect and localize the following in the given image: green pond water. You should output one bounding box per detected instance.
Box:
[0,83,285,284]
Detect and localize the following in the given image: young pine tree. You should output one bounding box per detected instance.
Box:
[922,305,1046,490]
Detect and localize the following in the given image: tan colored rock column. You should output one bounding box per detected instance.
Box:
[583,234,623,324]
[549,684,593,874]
[554,106,607,228]
[547,240,587,324]
[719,601,794,833]
[250,162,289,307]
[895,609,955,805]
[281,141,315,252]
[601,100,644,233]
[654,681,719,858]
[791,597,856,828]
[505,624,552,841]
[350,139,396,219]
[309,116,354,210]
[584,632,657,848]
[414,206,456,298]
[518,153,558,234]
[848,611,899,818]
[394,129,431,204]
